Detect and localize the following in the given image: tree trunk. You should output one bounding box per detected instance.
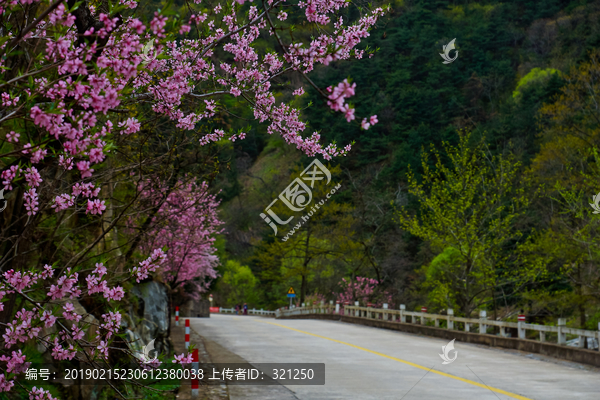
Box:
[300,273,307,305]
[492,286,497,321]
[577,266,587,348]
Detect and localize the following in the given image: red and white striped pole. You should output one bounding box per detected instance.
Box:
[175,306,179,326]
[185,319,190,349]
[518,313,526,339]
[191,348,199,397]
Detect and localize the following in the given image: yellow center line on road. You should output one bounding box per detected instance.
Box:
[255,319,532,400]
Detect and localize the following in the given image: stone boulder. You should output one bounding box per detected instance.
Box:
[124,281,171,358]
[180,298,210,318]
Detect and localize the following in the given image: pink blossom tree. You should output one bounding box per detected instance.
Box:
[139,179,223,297]
[0,0,386,395]
[335,276,392,308]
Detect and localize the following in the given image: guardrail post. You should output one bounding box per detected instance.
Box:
[400,304,406,323]
[578,335,585,348]
[383,303,388,321]
[354,301,359,317]
[465,322,470,332]
[518,322,525,339]
[335,301,340,314]
[557,318,566,345]
[434,318,439,328]
[421,312,426,325]
[518,314,526,339]
[539,331,545,342]
[479,311,487,334]
[447,309,454,330]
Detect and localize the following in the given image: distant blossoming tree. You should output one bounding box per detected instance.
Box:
[335,276,392,307]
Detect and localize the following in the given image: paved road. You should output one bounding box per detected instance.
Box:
[190,314,600,400]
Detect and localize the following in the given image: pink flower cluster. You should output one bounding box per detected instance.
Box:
[86,199,106,215]
[0,252,178,395]
[132,248,167,282]
[1,165,19,191]
[0,0,386,220]
[1,92,19,107]
[47,268,81,300]
[72,182,101,197]
[0,350,29,374]
[86,263,125,301]
[51,194,75,212]
[361,115,378,130]
[326,79,356,121]
[173,353,193,364]
[29,387,58,400]
[5,131,19,142]
[23,188,39,216]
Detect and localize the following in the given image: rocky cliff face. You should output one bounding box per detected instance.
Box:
[123,281,172,358]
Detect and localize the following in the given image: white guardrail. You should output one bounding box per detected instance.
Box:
[275,303,600,350]
[218,307,276,316]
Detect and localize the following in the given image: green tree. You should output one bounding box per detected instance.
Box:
[218,260,260,307]
[519,51,600,333]
[532,50,600,188]
[419,246,466,312]
[395,131,531,316]
[255,165,364,304]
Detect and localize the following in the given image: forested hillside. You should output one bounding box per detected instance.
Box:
[212,0,600,332]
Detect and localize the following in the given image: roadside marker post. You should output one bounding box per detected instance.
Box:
[400,304,406,323]
[191,348,199,397]
[185,319,190,349]
[175,306,179,326]
[518,314,526,339]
